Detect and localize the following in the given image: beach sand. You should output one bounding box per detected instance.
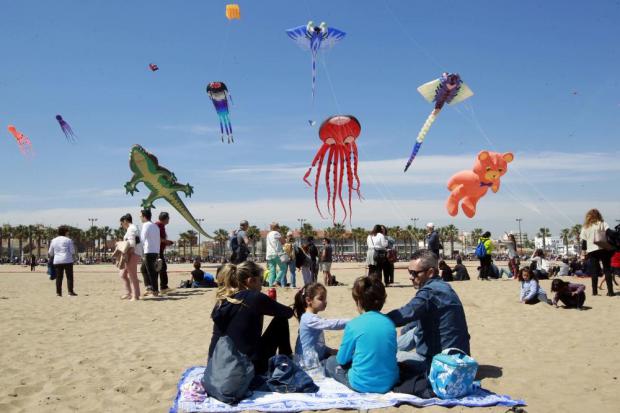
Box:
[1,261,619,412]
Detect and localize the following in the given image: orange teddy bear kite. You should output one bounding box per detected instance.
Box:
[446,150,514,218]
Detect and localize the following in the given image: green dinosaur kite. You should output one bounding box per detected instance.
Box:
[124,144,210,238]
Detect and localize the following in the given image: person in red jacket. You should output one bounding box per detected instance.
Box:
[612,251,620,283]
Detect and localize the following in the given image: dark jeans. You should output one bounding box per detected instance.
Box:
[369,260,391,284]
[54,263,74,295]
[325,355,352,389]
[524,297,541,305]
[254,317,292,375]
[587,249,613,295]
[479,255,493,279]
[141,253,159,292]
[159,253,168,290]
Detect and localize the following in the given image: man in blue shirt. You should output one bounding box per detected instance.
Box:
[387,249,470,374]
[425,223,441,258]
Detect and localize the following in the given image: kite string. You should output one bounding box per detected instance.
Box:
[217,22,232,76]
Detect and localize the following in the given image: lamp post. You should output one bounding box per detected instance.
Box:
[88,217,98,262]
[196,218,205,259]
[516,218,523,255]
[297,218,306,242]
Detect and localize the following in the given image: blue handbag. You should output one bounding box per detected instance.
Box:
[428,348,478,399]
[47,261,56,280]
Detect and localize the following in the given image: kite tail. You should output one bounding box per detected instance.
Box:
[404,109,439,172]
[311,55,317,101]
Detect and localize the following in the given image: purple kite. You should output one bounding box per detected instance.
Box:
[55,115,77,143]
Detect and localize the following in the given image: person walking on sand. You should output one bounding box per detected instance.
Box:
[30,254,36,271]
[140,209,161,297]
[156,212,174,294]
[320,238,334,286]
[477,231,494,280]
[425,223,441,259]
[580,209,614,296]
[48,225,77,297]
[119,213,142,300]
[266,222,287,287]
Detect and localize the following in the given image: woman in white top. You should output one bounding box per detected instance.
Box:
[119,213,142,300]
[530,249,550,279]
[580,209,613,296]
[48,225,76,297]
[366,224,388,282]
[266,222,287,287]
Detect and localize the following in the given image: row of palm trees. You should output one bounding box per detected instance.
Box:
[0,224,121,261]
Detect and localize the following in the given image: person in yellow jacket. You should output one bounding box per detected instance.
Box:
[283,232,297,288]
[478,231,494,280]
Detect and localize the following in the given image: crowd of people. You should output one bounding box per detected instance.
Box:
[39,207,619,401]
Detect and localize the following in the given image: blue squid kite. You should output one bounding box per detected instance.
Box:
[206,81,234,143]
[404,73,474,172]
[286,21,346,100]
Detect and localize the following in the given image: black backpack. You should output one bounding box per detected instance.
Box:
[607,224,620,251]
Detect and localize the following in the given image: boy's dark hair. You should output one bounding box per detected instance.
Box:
[482,231,491,238]
[193,260,201,270]
[323,238,331,244]
[58,225,69,236]
[120,213,132,224]
[352,276,386,312]
[141,209,152,220]
[159,211,169,221]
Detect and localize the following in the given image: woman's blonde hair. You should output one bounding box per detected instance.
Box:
[215,261,263,304]
[584,209,603,228]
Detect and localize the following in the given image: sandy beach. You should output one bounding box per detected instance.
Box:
[1,261,619,413]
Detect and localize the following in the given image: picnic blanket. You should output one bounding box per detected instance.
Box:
[170,366,525,412]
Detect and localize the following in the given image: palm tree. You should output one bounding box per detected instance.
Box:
[113,226,125,241]
[13,225,28,263]
[388,226,402,256]
[85,226,98,261]
[213,229,230,259]
[1,224,12,261]
[279,225,290,239]
[537,227,551,252]
[186,230,198,257]
[470,228,484,246]
[246,225,261,259]
[300,223,317,240]
[560,228,571,255]
[34,225,45,258]
[570,224,582,253]
[351,227,368,260]
[331,223,346,256]
[442,224,459,258]
[101,226,113,260]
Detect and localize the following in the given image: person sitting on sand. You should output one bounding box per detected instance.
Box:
[386,250,471,374]
[550,279,586,309]
[208,261,293,375]
[519,267,550,305]
[293,283,348,363]
[190,260,217,288]
[325,276,398,393]
[452,256,470,281]
[529,249,550,280]
[438,260,453,282]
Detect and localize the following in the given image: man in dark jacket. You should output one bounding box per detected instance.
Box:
[387,249,470,374]
[425,223,441,258]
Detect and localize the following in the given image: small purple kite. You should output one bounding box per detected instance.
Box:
[55,115,77,143]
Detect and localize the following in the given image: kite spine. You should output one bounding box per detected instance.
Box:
[404,109,439,172]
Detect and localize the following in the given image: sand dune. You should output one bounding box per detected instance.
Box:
[1,262,619,412]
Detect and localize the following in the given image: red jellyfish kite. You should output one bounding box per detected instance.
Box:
[7,125,33,157]
[303,115,362,223]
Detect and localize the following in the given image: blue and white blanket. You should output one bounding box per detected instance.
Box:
[170,366,525,412]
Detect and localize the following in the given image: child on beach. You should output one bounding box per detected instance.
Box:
[293,283,348,365]
[325,277,398,393]
[190,260,216,288]
[519,267,550,305]
[550,279,586,309]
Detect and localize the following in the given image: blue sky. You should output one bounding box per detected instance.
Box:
[1,0,619,238]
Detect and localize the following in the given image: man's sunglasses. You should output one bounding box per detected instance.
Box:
[408,268,430,278]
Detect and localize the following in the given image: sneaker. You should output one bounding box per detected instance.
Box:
[160,288,173,294]
[68,292,78,297]
[144,290,152,297]
[57,294,62,297]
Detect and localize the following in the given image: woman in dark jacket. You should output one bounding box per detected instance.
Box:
[208,261,294,374]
